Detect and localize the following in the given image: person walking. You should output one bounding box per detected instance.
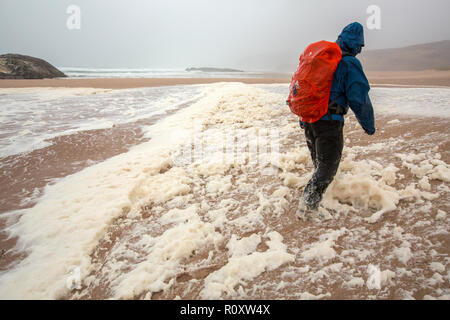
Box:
[293,22,376,220]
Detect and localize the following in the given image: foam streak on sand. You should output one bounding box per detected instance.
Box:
[0,83,287,299]
[0,83,449,300]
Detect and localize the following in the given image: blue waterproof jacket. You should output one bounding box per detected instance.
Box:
[301,22,375,135]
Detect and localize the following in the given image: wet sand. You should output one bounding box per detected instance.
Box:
[2,111,448,299]
[0,69,449,89]
[60,113,449,300]
[367,70,450,87]
[0,81,449,299]
[0,78,291,89]
[0,91,204,272]
[0,124,148,270]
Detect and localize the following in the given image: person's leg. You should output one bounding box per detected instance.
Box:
[301,120,344,211]
[303,122,317,168]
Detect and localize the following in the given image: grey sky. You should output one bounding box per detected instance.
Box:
[0,0,449,71]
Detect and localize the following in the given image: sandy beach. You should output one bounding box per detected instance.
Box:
[0,77,290,89]
[0,80,449,300]
[1,69,450,89]
[2,0,450,305]
[367,70,450,87]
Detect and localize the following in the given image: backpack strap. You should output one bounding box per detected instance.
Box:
[325,50,349,120]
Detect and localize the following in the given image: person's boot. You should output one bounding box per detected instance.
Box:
[296,201,319,222]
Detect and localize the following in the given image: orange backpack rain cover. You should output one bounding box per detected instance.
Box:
[287,41,342,123]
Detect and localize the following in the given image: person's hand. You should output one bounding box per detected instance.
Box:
[299,120,304,129]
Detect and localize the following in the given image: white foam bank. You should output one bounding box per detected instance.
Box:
[0,83,287,299]
[0,83,448,299]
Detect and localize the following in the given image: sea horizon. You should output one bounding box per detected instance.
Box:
[57,66,284,79]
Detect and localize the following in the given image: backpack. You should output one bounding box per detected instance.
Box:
[287,41,342,123]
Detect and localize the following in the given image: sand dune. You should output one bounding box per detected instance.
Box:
[360,40,450,71]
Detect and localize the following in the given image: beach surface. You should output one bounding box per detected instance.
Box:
[0,69,450,88]
[0,77,290,89]
[0,81,449,300]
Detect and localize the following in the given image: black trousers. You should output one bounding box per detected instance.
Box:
[302,120,344,210]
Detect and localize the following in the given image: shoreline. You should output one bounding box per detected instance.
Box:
[0,78,291,89]
[1,70,450,89]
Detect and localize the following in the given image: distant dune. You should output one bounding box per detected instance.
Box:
[359,40,450,71]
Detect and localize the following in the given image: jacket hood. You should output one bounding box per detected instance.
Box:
[336,22,365,56]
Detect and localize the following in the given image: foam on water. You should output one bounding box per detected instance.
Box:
[0,85,204,157]
[257,84,450,118]
[59,67,265,79]
[0,82,287,299]
[2,84,449,159]
[0,83,448,299]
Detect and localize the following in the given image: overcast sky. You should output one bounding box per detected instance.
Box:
[1,0,449,71]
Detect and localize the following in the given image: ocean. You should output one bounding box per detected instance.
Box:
[59,67,267,79]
